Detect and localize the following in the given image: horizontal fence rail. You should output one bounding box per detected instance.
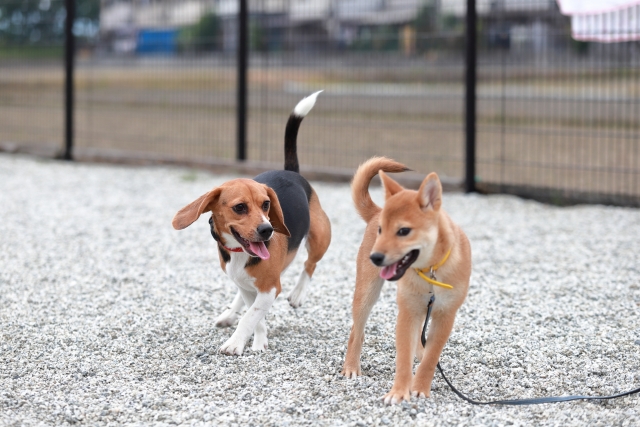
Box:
[0,0,638,206]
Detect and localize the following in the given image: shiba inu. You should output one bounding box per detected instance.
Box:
[341,157,471,403]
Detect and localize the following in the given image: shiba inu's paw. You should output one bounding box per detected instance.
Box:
[411,389,430,399]
[340,364,361,379]
[220,335,245,356]
[382,387,411,405]
[411,378,432,398]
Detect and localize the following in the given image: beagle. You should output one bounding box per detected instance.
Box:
[172,91,331,356]
[340,157,472,403]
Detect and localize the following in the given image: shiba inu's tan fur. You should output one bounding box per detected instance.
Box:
[341,157,471,404]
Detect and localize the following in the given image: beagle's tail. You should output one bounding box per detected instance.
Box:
[352,157,409,223]
[284,90,323,173]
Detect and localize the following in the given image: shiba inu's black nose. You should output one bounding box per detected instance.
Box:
[257,223,274,240]
[370,253,385,266]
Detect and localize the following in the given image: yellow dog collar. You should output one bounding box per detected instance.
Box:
[415,248,453,289]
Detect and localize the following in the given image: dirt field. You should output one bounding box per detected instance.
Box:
[1,62,638,197]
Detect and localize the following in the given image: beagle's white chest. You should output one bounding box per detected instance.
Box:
[225,252,257,292]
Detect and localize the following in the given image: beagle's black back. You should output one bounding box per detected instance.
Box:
[253,170,311,252]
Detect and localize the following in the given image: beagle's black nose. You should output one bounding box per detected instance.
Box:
[370,253,385,266]
[257,223,274,240]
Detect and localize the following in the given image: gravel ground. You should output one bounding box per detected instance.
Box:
[1,153,639,426]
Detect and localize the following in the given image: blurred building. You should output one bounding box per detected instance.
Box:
[100,0,216,53]
[98,0,565,54]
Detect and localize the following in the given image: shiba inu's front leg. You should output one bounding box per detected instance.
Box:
[342,236,384,378]
[411,305,457,398]
[383,289,423,404]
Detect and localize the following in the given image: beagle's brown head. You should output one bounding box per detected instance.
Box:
[369,171,443,281]
[172,178,290,260]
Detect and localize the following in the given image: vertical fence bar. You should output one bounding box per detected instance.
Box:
[63,0,75,161]
[464,0,477,192]
[236,0,248,162]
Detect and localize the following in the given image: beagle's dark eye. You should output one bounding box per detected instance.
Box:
[397,227,411,236]
[262,201,270,212]
[208,216,213,225]
[232,203,247,214]
[378,226,381,234]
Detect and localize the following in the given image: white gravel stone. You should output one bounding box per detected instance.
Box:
[1,153,639,426]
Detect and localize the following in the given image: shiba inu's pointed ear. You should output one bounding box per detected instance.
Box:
[380,170,404,199]
[265,186,291,237]
[418,173,442,211]
[172,188,221,230]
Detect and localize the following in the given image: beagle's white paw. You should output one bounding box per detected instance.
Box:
[287,272,310,308]
[220,334,246,356]
[251,333,268,352]
[214,309,239,328]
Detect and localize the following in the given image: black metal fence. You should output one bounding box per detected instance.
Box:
[1,0,639,206]
[475,2,640,205]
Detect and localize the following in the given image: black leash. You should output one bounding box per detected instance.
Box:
[420,294,436,347]
[421,295,640,405]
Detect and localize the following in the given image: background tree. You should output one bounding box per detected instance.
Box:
[178,12,221,53]
[414,0,437,52]
[0,0,99,46]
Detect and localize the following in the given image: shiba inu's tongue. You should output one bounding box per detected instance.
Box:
[380,261,399,280]
[248,241,270,260]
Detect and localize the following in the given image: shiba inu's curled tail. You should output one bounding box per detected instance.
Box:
[284,90,323,173]
[351,157,409,223]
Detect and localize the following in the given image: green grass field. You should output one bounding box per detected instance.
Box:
[0,46,64,60]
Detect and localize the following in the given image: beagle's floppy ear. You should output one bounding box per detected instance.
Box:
[418,172,442,211]
[265,186,291,237]
[172,188,221,230]
[379,170,404,200]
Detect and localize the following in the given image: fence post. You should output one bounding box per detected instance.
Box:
[464,0,477,192]
[63,0,75,161]
[236,0,248,162]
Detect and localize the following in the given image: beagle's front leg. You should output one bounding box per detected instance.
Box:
[220,288,276,356]
[214,290,244,327]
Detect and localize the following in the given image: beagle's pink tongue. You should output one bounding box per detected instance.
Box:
[380,262,399,280]
[248,241,270,260]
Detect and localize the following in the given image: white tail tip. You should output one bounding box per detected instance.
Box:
[293,90,323,117]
